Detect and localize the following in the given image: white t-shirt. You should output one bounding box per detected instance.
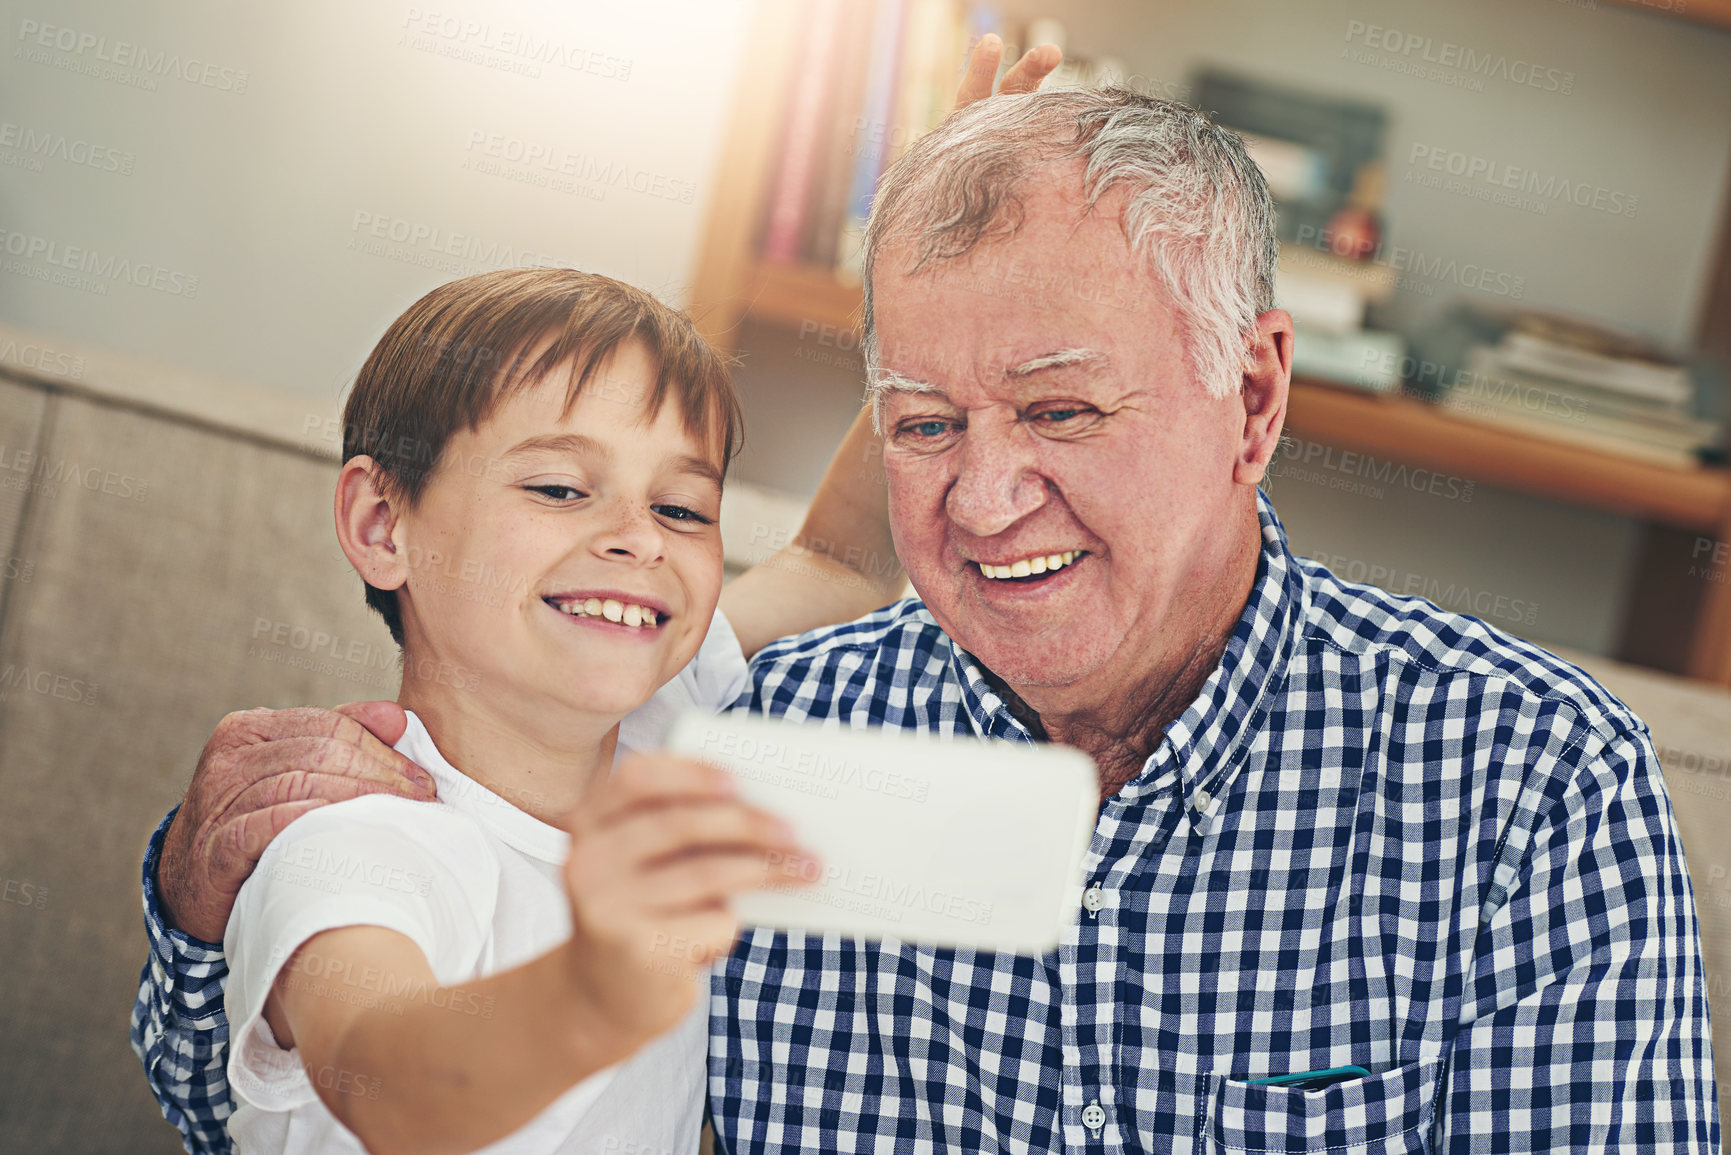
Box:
[224,609,749,1155]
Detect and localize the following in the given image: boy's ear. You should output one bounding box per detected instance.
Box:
[335,457,409,592]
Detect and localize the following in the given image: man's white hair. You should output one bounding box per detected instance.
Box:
[861,87,1277,424]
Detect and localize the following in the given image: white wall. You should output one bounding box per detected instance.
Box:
[0,0,753,404]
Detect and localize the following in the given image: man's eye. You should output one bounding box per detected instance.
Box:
[526,484,586,501]
[653,503,713,525]
[1027,405,1103,434]
[899,419,954,439]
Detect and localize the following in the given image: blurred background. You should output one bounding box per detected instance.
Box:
[3,0,1731,1150]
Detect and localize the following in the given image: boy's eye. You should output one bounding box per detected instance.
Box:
[526,484,586,501]
[653,503,713,525]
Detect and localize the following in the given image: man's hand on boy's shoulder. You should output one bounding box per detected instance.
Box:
[158,702,438,943]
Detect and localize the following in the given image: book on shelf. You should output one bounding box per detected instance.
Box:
[1443,338,1719,469]
[1495,329,1692,406]
[834,0,909,276]
[805,0,876,267]
[760,0,848,264]
[763,2,1094,280]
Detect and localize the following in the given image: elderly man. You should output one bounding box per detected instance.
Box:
[135,86,1715,1153]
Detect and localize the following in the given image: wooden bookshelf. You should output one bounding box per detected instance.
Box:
[687,0,1731,685]
[1279,380,1731,534]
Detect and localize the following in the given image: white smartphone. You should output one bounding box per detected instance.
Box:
[667,710,1099,955]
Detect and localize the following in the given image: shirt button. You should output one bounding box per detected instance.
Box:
[1081,1101,1106,1130]
[1194,789,1213,811]
[1082,886,1105,913]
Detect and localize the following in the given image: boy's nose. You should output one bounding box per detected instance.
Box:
[591,499,666,564]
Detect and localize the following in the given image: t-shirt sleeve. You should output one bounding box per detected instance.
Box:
[221,795,499,1113]
[616,607,750,755]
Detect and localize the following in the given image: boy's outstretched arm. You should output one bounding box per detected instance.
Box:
[255,754,804,1155]
[721,406,904,657]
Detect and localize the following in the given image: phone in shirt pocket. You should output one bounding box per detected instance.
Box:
[1198,1055,1445,1154]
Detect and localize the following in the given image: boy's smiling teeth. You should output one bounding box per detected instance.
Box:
[549,597,660,627]
[976,551,1083,580]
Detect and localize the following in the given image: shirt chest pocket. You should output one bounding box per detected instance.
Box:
[1197,1056,1445,1155]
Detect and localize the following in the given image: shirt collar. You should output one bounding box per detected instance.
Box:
[948,490,1305,816]
[397,709,572,864]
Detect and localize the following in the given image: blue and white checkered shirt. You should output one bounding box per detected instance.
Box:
[134,494,1718,1153]
[133,808,233,1155]
[707,494,1717,1153]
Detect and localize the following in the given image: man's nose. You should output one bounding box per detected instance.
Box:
[590,498,666,564]
[945,424,1047,538]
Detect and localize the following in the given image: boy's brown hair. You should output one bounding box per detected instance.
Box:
[342,267,743,645]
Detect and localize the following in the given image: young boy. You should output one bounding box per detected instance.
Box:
[221,268,866,1154]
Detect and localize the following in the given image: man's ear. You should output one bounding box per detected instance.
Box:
[1233,309,1295,486]
[334,457,409,592]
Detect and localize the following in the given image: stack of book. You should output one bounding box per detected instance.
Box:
[1444,316,1719,468]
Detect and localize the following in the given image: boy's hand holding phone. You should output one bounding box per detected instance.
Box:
[559,752,814,1056]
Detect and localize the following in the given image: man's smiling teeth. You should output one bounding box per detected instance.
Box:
[553,597,659,627]
[976,551,1081,580]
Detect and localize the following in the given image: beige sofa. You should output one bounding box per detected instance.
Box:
[0,345,1727,1152]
